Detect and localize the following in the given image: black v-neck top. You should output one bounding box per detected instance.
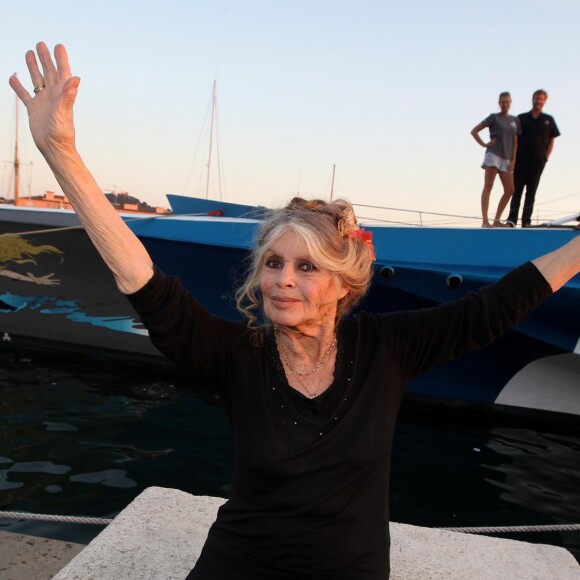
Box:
[128,262,551,578]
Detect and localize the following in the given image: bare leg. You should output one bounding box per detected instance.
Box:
[481,166,498,227]
[493,171,515,226]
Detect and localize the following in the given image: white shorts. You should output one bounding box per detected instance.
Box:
[482,152,512,173]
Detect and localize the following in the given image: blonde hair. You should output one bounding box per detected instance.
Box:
[235,197,374,341]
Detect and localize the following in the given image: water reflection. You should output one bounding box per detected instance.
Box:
[391,408,580,561]
[69,469,137,488]
[0,346,233,522]
[485,428,580,522]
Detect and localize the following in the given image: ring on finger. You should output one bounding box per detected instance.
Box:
[33,85,45,94]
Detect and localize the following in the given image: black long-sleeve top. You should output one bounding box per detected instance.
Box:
[127,262,551,579]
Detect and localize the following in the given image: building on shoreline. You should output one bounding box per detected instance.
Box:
[1,190,170,215]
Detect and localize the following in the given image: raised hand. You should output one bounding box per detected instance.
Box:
[9,42,80,158]
[8,42,160,294]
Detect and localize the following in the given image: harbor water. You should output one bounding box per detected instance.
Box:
[1,343,579,562]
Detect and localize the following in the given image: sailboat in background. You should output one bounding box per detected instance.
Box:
[168,80,266,218]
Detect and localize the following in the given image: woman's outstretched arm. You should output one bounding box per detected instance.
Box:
[9,42,153,294]
[532,235,580,292]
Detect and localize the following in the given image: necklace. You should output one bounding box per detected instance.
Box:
[275,330,337,399]
[292,373,320,399]
[275,330,337,376]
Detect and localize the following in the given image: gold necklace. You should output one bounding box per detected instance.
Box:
[275,331,337,399]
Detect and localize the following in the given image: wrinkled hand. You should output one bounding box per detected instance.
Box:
[9,42,80,157]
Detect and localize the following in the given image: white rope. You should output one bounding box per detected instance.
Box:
[0,511,112,525]
[2,510,579,534]
[442,523,580,534]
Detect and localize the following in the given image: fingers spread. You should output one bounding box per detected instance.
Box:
[9,42,76,109]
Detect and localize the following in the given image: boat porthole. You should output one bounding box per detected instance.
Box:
[446,274,463,289]
[380,266,395,280]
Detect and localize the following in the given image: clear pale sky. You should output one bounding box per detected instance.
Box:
[1,0,579,226]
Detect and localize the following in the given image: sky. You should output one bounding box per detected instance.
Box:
[1,0,579,227]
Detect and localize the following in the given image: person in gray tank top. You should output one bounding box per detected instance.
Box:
[471,92,521,228]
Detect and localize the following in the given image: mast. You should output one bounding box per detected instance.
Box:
[14,94,20,205]
[330,164,336,200]
[205,80,217,199]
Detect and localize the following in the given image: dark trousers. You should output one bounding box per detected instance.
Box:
[508,157,546,226]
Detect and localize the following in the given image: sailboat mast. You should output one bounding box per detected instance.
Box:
[14,95,20,205]
[330,164,336,200]
[205,80,217,199]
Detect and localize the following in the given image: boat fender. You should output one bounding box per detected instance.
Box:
[446,274,463,289]
[380,266,395,280]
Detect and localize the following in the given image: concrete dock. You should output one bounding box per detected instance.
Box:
[2,486,579,579]
[0,531,84,580]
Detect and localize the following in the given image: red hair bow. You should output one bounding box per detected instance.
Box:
[347,228,376,260]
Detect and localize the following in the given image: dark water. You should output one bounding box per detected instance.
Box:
[1,345,579,562]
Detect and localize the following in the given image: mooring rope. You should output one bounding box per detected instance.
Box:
[0,511,113,525]
[1,510,579,533]
[442,523,580,534]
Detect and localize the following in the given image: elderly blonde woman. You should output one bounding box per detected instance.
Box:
[11,43,580,579]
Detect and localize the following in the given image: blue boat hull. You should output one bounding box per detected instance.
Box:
[1,204,578,416]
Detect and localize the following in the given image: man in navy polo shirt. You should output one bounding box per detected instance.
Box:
[507,89,560,227]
